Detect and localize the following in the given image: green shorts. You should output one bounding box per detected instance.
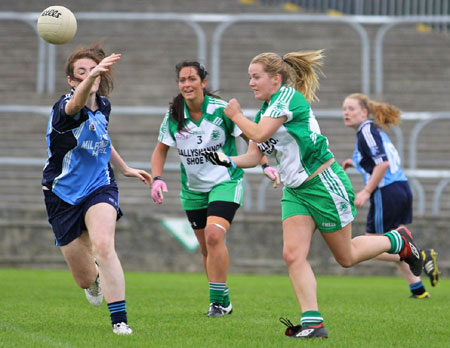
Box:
[180,178,244,211]
[281,161,356,232]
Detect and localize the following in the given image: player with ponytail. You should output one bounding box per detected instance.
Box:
[203,51,424,338]
[342,93,440,297]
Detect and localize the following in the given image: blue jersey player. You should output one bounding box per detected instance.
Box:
[42,42,152,335]
[342,93,440,297]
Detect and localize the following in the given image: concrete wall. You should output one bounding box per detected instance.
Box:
[1,204,448,277]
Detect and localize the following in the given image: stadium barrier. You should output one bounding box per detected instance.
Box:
[1,105,449,215]
[2,12,450,97]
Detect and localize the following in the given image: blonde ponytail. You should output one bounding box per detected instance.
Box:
[251,50,325,103]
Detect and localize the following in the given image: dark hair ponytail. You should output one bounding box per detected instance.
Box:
[169,61,211,132]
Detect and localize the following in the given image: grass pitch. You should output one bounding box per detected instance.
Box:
[1,269,448,347]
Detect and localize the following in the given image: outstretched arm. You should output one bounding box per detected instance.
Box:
[203,139,264,168]
[110,145,152,187]
[240,129,281,188]
[240,133,274,168]
[65,53,121,116]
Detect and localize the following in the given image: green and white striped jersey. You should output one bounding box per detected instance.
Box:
[158,95,244,192]
[254,85,334,188]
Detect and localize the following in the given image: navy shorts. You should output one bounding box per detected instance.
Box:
[43,183,123,246]
[366,181,412,234]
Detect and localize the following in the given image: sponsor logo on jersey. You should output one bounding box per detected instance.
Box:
[257,138,278,154]
[81,136,109,156]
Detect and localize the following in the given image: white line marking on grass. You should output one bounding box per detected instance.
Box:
[0,322,74,348]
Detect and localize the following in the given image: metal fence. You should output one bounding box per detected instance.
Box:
[2,12,450,97]
[263,0,450,16]
[1,105,449,215]
[262,0,450,32]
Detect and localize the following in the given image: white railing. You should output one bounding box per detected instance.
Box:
[264,0,450,18]
[2,12,450,97]
[1,105,449,215]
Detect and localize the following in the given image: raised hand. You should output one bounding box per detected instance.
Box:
[224,98,242,121]
[90,53,121,78]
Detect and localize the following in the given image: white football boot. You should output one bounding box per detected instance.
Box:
[84,275,103,307]
[113,322,133,335]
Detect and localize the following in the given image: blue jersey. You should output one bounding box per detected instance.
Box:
[42,92,116,205]
[352,120,407,187]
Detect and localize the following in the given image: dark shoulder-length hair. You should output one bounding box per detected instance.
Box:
[65,39,114,97]
[170,61,221,132]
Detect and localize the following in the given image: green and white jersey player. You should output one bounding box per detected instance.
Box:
[253,84,333,189]
[158,94,244,194]
[151,61,279,318]
[203,51,424,338]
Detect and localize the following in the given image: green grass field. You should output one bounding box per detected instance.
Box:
[1,269,448,347]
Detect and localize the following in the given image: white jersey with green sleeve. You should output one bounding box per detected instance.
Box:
[158,95,244,192]
[254,85,334,188]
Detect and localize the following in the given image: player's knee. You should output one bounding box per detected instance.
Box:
[205,224,225,247]
[335,256,354,268]
[92,240,116,261]
[74,275,95,289]
[283,246,304,267]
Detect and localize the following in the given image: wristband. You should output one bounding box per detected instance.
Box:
[228,156,237,169]
[153,176,163,181]
[261,163,270,170]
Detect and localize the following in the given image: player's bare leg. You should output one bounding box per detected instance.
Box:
[205,216,231,317]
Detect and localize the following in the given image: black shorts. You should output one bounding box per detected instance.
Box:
[43,183,122,246]
[185,201,240,230]
[366,181,412,234]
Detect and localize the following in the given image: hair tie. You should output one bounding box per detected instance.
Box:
[281,54,293,68]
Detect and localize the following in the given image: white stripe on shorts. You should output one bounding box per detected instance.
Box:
[234,178,243,204]
[319,167,354,228]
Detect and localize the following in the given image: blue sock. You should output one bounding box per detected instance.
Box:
[410,281,426,296]
[107,300,127,325]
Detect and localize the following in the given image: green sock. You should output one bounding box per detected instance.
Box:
[301,311,323,326]
[209,282,225,304]
[223,286,230,307]
[384,230,405,254]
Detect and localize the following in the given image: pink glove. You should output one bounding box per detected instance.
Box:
[263,165,281,188]
[152,178,168,204]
